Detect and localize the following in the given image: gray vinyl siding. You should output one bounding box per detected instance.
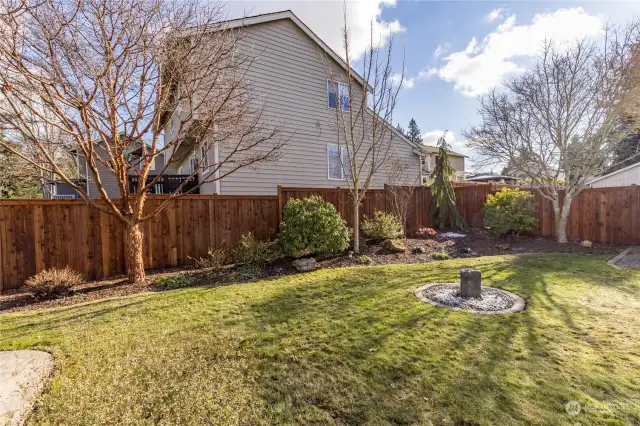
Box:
[214,19,419,195]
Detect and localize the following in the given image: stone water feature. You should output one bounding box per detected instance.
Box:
[414,269,525,314]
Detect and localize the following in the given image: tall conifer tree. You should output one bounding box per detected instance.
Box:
[407,119,423,144]
[428,133,467,230]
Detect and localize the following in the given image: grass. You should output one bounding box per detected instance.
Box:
[1,254,639,425]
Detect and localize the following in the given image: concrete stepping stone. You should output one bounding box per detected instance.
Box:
[608,246,640,270]
[0,350,53,426]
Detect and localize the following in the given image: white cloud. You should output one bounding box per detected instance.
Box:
[391,73,415,89]
[433,42,451,57]
[228,0,404,60]
[486,8,504,22]
[342,0,405,59]
[422,130,471,157]
[428,7,604,97]
[418,68,438,79]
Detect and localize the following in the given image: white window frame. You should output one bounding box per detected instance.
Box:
[200,146,209,170]
[188,152,197,174]
[327,80,350,112]
[148,156,155,171]
[327,143,350,181]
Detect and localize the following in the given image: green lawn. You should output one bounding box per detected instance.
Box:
[1,255,639,425]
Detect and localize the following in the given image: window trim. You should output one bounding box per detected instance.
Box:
[327,79,350,112]
[200,146,209,170]
[327,143,351,181]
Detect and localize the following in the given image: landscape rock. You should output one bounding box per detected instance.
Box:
[412,246,426,254]
[382,239,406,253]
[460,268,482,299]
[582,240,593,248]
[457,247,472,254]
[292,258,317,272]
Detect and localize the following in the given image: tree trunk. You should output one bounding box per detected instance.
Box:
[555,195,573,244]
[124,221,145,283]
[353,205,360,254]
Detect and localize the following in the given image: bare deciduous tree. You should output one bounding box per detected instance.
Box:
[0,0,286,282]
[325,13,404,253]
[616,20,640,133]
[465,36,630,243]
[384,155,417,237]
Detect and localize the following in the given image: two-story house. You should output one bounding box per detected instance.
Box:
[419,145,466,185]
[53,11,421,198]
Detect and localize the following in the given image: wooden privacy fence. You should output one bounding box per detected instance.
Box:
[0,195,278,291]
[279,184,640,244]
[1,184,640,291]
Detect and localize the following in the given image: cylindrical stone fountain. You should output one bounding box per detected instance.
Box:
[460,268,482,299]
[414,268,526,314]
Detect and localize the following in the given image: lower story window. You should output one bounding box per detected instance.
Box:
[327,144,350,180]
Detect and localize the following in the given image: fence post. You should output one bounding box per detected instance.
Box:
[277,185,283,230]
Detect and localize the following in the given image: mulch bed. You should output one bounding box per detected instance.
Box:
[0,230,624,314]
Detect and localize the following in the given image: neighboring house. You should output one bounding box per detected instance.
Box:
[465,173,520,184]
[55,11,421,198]
[52,144,198,199]
[586,161,640,188]
[419,146,465,185]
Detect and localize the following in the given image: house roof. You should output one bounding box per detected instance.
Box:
[420,145,466,157]
[466,173,519,182]
[586,161,640,185]
[195,10,369,89]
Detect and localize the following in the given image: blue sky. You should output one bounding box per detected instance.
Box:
[228,1,640,171]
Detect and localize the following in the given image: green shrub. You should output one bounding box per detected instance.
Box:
[278,196,350,256]
[190,249,227,274]
[484,188,538,236]
[431,252,449,260]
[154,275,198,291]
[231,233,276,265]
[357,255,373,265]
[361,211,403,239]
[25,267,84,297]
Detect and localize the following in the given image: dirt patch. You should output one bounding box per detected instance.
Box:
[0,230,623,314]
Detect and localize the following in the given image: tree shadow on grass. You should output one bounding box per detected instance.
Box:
[240,261,536,424]
[0,298,149,346]
[241,255,639,425]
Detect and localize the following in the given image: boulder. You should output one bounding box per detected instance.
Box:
[292,258,317,272]
[382,239,406,253]
[412,246,426,254]
[581,240,593,248]
[460,268,482,299]
[457,247,472,254]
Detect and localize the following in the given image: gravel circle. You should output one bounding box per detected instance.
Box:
[414,283,526,314]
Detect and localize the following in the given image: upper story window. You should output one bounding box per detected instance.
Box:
[328,81,350,112]
[327,143,351,180]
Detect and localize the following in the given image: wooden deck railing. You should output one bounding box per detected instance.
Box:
[128,174,199,194]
